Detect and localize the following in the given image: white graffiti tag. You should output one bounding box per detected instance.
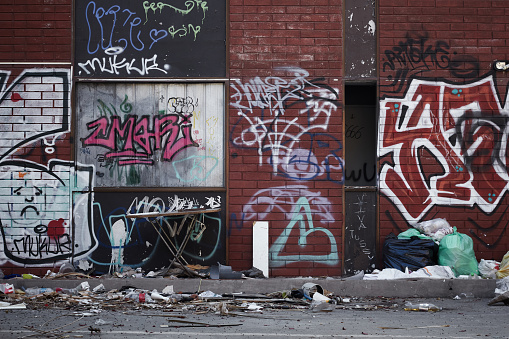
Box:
[230,68,340,176]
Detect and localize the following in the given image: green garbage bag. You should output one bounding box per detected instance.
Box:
[438,231,479,276]
[397,228,432,240]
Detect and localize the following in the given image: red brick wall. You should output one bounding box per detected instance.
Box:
[228,1,344,276]
[0,0,71,64]
[2,0,507,278]
[0,0,72,277]
[379,0,509,263]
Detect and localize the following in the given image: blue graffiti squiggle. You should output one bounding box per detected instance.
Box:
[84,0,207,55]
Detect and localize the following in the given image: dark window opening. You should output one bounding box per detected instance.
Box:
[345,84,377,187]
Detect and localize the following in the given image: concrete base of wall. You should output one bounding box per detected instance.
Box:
[11,277,497,298]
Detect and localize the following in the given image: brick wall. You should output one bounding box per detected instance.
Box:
[0,1,72,277]
[228,1,344,277]
[2,0,508,278]
[378,0,509,263]
[0,0,71,63]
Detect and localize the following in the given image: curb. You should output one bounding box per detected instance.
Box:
[10,278,497,298]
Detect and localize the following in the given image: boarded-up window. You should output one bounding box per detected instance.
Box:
[76,83,224,187]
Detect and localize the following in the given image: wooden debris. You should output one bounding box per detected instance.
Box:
[163,319,242,327]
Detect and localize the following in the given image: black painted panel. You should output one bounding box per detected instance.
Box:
[75,0,226,78]
[89,191,225,274]
[343,191,377,275]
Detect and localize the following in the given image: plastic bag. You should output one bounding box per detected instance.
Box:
[478,259,500,279]
[414,218,450,235]
[495,276,509,295]
[397,228,431,240]
[438,231,478,276]
[383,233,438,272]
[496,251,509,279]
[414,218,454,242]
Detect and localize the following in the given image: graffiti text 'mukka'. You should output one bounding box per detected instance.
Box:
[82,114,198,165]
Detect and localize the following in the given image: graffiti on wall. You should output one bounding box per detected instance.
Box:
[0,69,96,265]
[75,0,226,77]
[82,100,198,165]
[90,192,225,273]
[379,75,509,246]
[381,32,481,96]
[229,68,342,270]
[230,67,344,184]
[77,82,224,187]
[343,191,377,275]
[236,185,338,267]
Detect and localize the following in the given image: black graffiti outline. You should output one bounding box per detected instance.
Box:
[0,159,95,264]
[454,110,509,173]
[380,32,480,97]
[345,162,376,183]
[11,233,72,259]
[0,71,69,161]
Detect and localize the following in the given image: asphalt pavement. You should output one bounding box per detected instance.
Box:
[0,296,508,339]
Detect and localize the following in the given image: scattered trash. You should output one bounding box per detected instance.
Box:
[363,265,455,280]
[302,283,324,299]
[404,302,442,312]
[495,276,509,295]
[94,319,110,326]
[496,251,509,279]
[92,283,105,293]
[309,292,336,312]
[151,290,170,302]
[245,302,263,312]
[162,319,243,328]
[198,290,222,299]
[210,263,243,279]
[0,283,14,294]
[76,281,90,292]
[453,293,474,300]
[24,287,54,295]
[162,285,175,294]
[380,325,450,330]
[342,271,364,280]
[241,267,266,278]
[488,276,509,306]
[478,259,500,279]
[88,326,101,334]
[77,259,94,272]
[0,301,26,310]
[59,262,76,274]
[488,292,509,306]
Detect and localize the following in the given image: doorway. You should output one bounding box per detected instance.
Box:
[343,84,378,275]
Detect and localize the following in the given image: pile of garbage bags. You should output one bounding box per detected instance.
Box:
[383,218,509,279]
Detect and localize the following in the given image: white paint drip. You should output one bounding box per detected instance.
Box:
[110,219,127,273]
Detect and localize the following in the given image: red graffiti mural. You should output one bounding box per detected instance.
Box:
[379,76,509,224]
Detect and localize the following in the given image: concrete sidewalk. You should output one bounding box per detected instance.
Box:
[9,277,497,298]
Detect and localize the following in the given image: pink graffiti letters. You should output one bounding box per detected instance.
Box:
[83,114,198,165]
[379,76,509,223]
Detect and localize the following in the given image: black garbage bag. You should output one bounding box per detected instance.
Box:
[383,233,439,272]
